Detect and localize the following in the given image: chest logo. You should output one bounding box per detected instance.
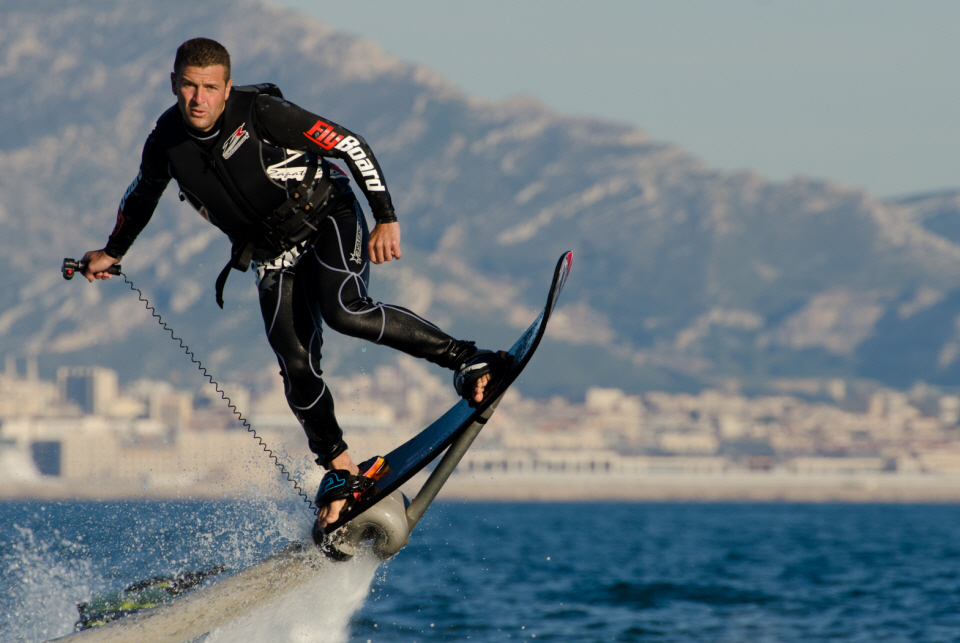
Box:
[222,123,250,159]
[267,150,313,182]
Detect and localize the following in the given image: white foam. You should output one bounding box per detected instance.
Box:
[0,495,383,643]
[204,547,381,643]
[0,525,97,642]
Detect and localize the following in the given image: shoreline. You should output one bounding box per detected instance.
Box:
[7,471,960,503]
[438,471,960,503]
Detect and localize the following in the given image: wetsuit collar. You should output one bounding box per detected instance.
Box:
[183,111,224,142]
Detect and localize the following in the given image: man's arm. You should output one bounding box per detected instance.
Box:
[254,95,402,262]
[82,132,171,280]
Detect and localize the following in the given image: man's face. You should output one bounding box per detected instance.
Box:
[171,64,232,132]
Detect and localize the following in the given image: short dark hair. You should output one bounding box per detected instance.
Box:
[174,38,231,79]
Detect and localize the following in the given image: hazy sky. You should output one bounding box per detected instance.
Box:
[270,1,958,199]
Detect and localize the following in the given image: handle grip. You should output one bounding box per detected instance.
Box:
[62,258,122,280]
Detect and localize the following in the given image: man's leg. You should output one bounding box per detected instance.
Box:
[256,262,349,468]
[301,199,499,526]
[302,199,480,374]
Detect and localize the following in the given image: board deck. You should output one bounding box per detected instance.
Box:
[326,251,573,532]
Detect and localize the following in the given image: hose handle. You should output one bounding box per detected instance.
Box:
[62,257,122,280]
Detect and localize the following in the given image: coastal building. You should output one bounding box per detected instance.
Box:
[4,358,960,500]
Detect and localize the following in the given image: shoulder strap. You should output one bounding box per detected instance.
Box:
[242,83,283,99]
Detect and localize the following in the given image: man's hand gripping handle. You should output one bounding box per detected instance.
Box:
[62,257,122,281]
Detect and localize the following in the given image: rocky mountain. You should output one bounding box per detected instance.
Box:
[1,0,959,399]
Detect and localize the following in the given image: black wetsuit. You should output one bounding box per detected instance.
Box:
[105,85,475,466]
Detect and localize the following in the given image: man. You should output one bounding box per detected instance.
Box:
[81,38,505,528]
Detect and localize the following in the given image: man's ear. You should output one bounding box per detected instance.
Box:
[224,77,233,101]
[171,72,178,95]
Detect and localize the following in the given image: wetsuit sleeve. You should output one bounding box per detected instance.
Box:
[103,131,171,259]
[253,95,397,224]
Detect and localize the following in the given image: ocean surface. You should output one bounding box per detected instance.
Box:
[2,500,960,642]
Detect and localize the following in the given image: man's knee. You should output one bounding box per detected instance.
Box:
[278,349,322,384]
[321,298,378,337]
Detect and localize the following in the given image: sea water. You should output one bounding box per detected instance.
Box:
[3,501,960,642]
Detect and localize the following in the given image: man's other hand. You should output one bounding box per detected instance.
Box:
[80,250,121,282]
[368,221,401,264]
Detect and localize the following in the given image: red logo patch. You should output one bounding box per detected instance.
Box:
[304,120,344,150]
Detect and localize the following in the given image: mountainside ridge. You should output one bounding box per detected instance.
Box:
[1,0,959,398]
